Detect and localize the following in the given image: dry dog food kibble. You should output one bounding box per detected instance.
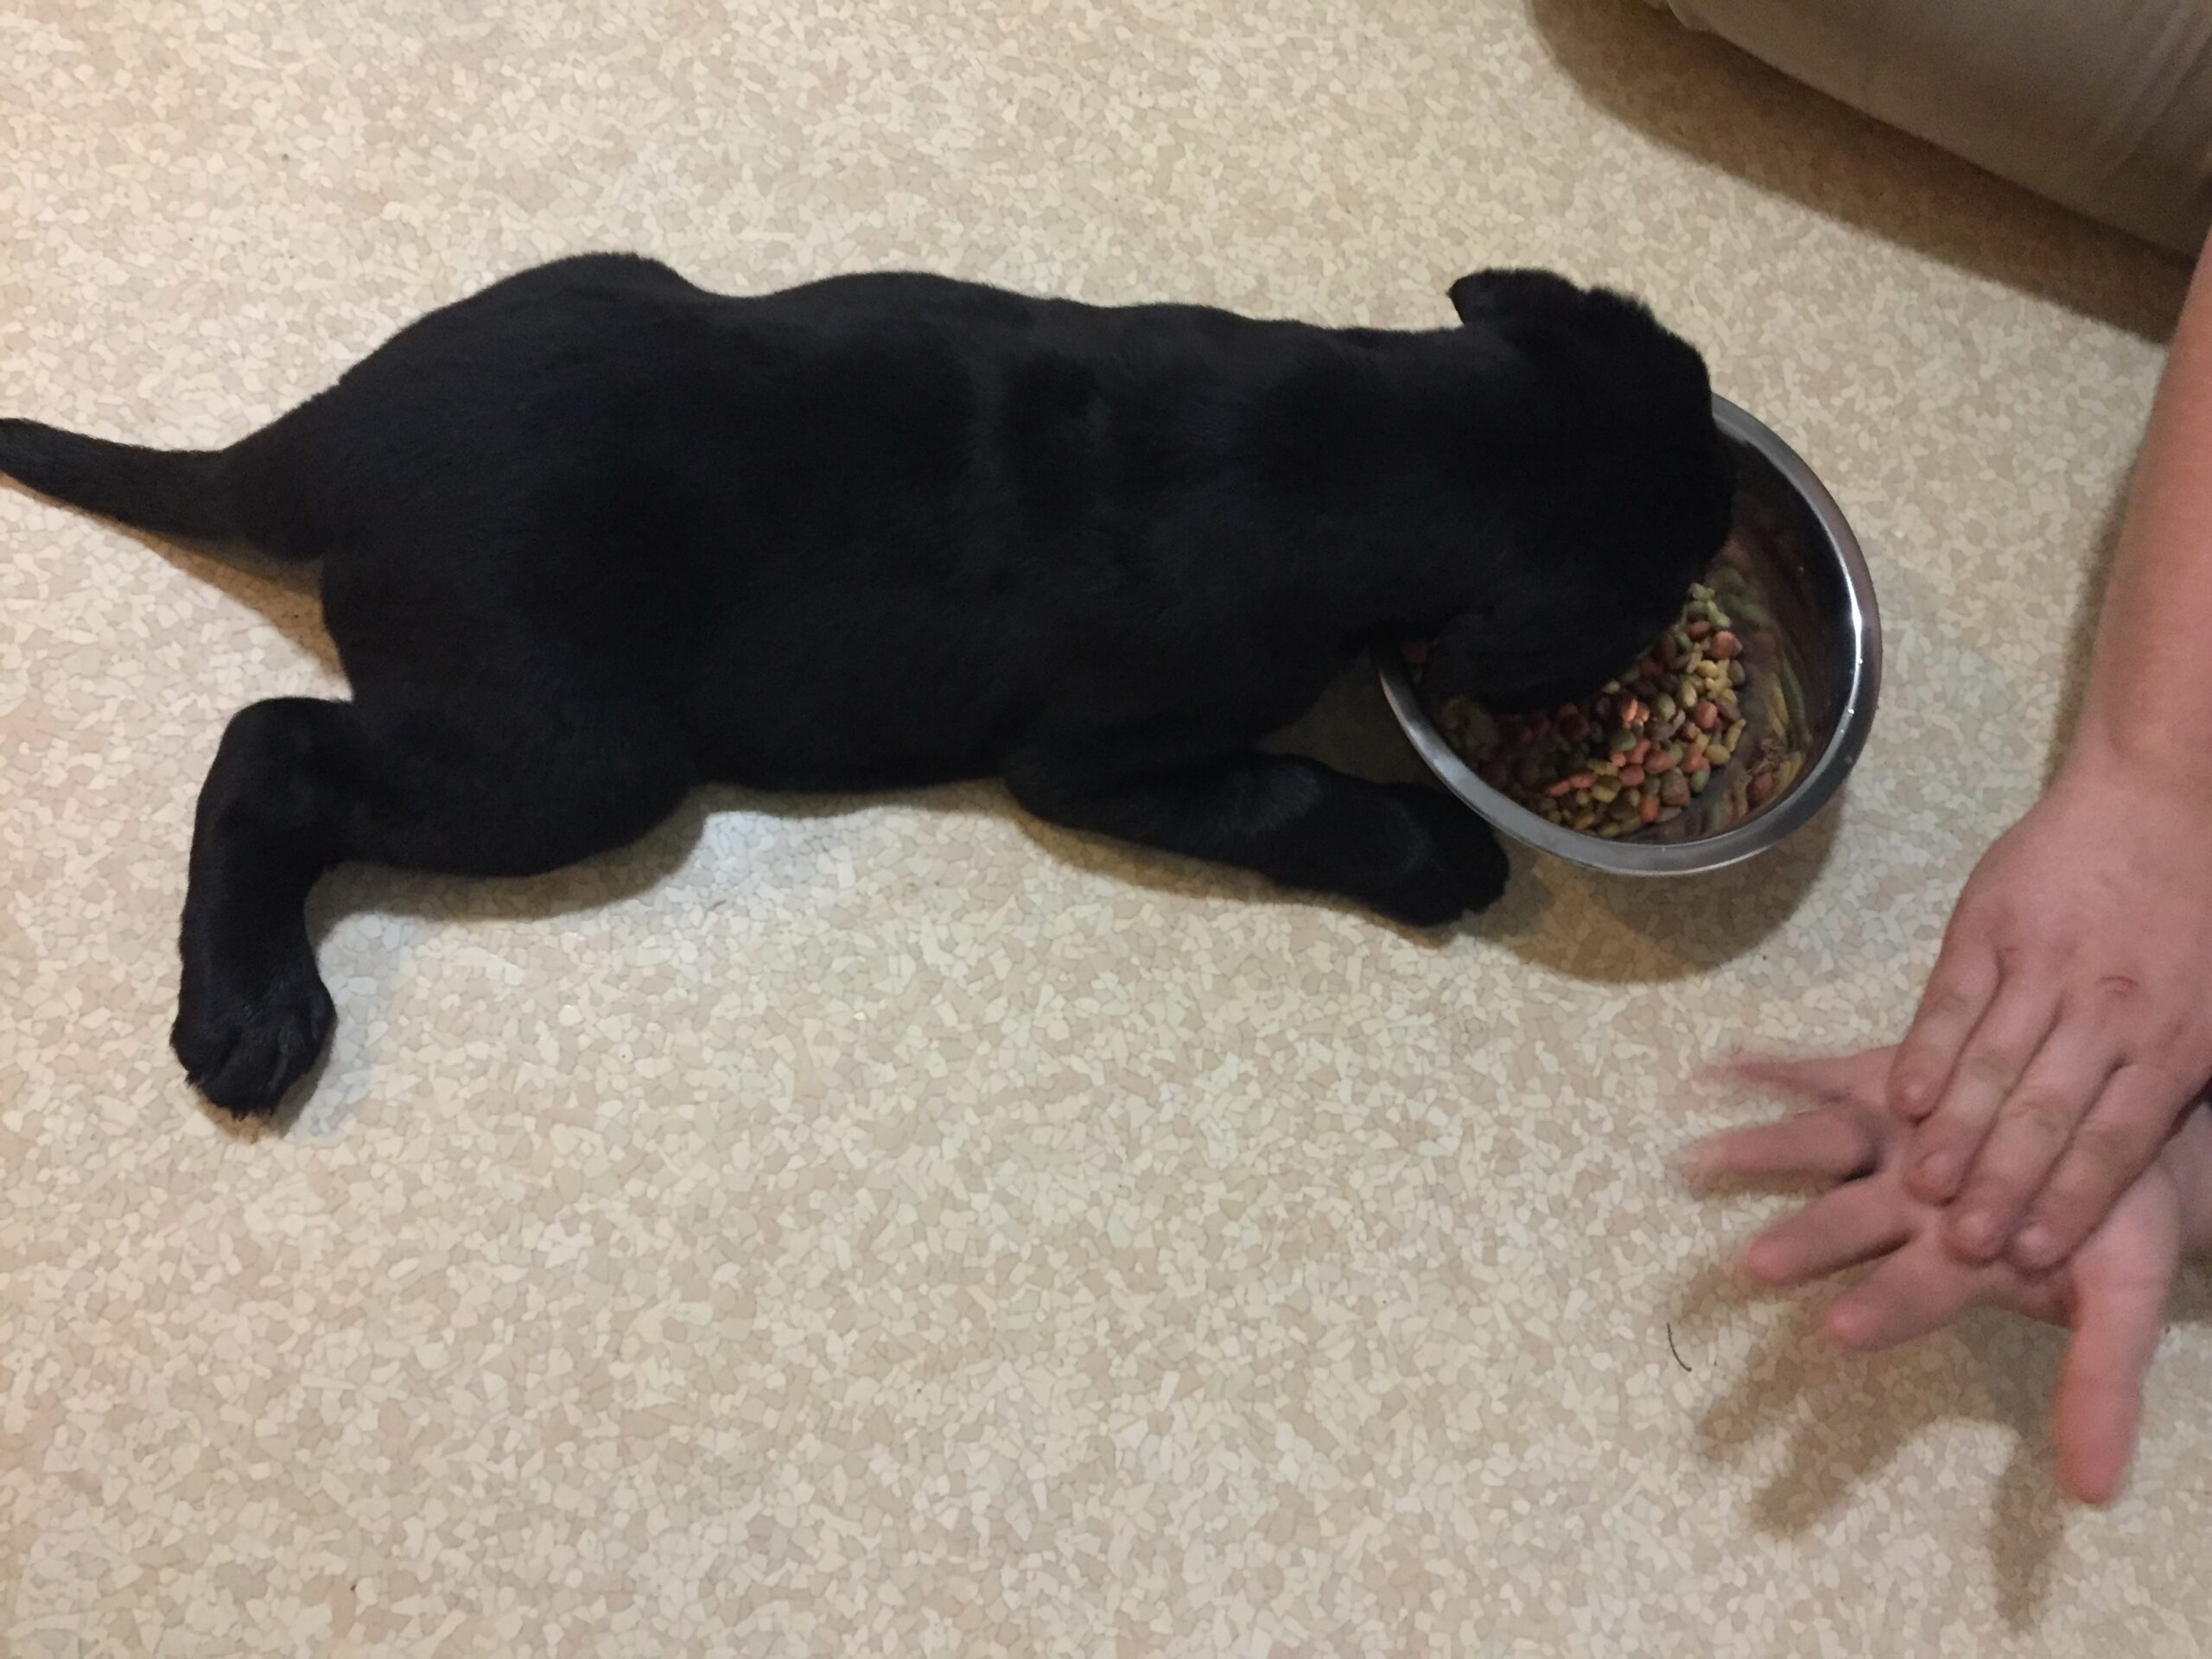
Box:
[1413,578,1805,840]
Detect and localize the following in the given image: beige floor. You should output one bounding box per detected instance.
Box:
[0,2,2201,1654]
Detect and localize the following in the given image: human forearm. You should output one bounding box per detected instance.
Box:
[1874,232,2212,1274]
[2073,229,2212,782]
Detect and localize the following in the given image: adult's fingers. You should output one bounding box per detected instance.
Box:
[1818,1245,1979,1351]
[2010,1064,2198,1271]
[1740,1180,1909,1287]
[1943,1026,2123,1263]
[1684,1107,1880,1185]
[1903,985,2060,1205]
[2051,1261,2171,1507]
[1889,936,2002,1122]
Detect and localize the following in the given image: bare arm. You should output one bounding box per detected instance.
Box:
[2075,229,2212,777]
[1884,228,2212,1271]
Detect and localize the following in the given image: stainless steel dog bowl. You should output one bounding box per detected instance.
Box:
[1377,394,1879,876]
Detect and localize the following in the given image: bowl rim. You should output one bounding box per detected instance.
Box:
[1375,392,1882,877]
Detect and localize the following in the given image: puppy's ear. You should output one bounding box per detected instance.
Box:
[1447,268,1583,325]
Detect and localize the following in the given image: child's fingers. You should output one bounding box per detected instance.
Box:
[1740,1179,1908,1286]
[1819,1247,1979,1350]
[1684,1108,1879,1184]
[2053,1262,2172,1506]
[1719,1052,1869,1106]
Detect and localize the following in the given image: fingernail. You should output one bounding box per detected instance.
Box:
[1953,1211,1999,1260]
[2012,1224,2060,1271]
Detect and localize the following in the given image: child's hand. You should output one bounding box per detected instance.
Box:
[1687,1048,2211,1505]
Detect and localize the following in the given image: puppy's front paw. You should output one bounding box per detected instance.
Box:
[172,942,336,1118]
[1371,786,1510,926]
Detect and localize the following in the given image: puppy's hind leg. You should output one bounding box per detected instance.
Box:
[173,691,693,1116]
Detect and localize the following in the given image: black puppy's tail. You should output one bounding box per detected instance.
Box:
[0,417,245,542]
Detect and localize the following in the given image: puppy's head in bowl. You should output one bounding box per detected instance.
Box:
[1429,269,1737,715]
[1382,391,1880,878]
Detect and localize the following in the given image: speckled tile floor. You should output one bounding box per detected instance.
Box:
[1,2,2203,1654]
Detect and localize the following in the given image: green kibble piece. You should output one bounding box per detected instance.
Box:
[1591,782,1620,804]
[1689,767,1711,795]
[1598,823,1624,839]
[1653,693,1677,721]
[1706,743,1732,766]
[1609,728,1637,753]
[1570,809,1599,831]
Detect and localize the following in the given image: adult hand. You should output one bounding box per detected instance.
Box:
[1885,753,2212,1271]
[1687,1049,2209,1506]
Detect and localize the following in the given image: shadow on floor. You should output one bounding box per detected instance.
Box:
[1523,0,2190,340]
[306,776,1015,938]
[1501,799,1838,980]
[243,779,1021,1135]
[151,531,337,672]
[1280,659,1839,982]
[1675,1241,2212,1629]
[1,481,344,675]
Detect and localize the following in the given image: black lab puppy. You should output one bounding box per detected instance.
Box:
[0,257,1732,1115]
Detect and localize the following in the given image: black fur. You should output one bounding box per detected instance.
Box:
[0,255,1732,1115]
